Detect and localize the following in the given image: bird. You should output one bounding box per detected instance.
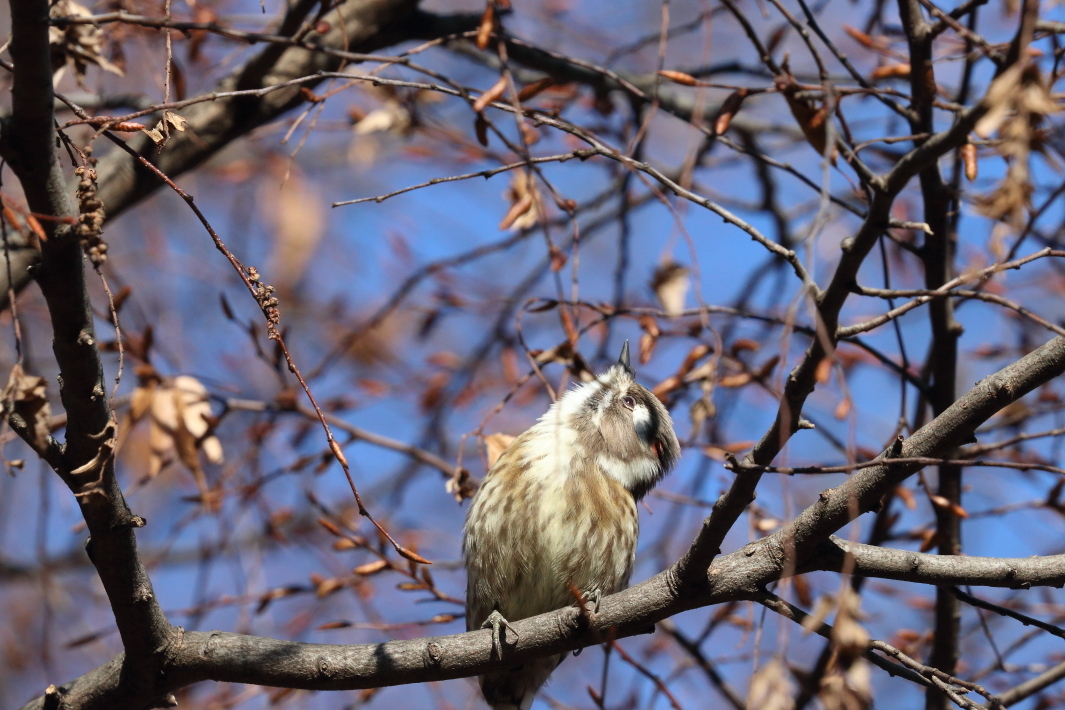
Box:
[463,341,681,709]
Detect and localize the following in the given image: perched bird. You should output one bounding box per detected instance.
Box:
[463,342,681,709]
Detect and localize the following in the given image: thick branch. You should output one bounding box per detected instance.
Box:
[0,0,479,308]
[7,0,173,688]
[817,536,1065,589]
[91,2,474,220]
[22,335,1065,709]
[765,336,1065,568]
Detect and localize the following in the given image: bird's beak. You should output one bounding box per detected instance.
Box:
[617,340,634,375]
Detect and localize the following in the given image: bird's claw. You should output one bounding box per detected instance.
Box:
[572,588,602,656]
[581,588,602,615]
[481,610,518,658]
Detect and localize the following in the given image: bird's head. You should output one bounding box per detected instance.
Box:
[559,342,681,498]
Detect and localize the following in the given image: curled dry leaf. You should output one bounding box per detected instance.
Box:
[163,111,188,132]
[473,77,508,114]
[820,588,872,710]
[961,142,978,181]
[517,78,556,102]
[474,114,489,146]
[831,588,869,664]
[49,0,125,86]
[114,122,146,132]
[2,364,52,454]
[689,395,715,432]
[819,666,871,710]
[638,317,660,365]
[793,575,813,607]
[263,168,325,294]
[834,396,852,420]
[314,575,345,598]
[747,657,795,710]
[639,314,661,338]
[718,372,753,388]
[131,375,224,478]
[484,433,516,468]
[841,25,877,49]
[354,559,389,575]
[476,2,495,50]
[870,63,911,79]
[650,261,690,316]
[141,124,165,146]
[714,88,749,136]
[895,485,917,511]
[639,333,657,365]
[776,72,835,162]
[974,62,1060,227]
[731,339,759,354]
[919,527,939,553]
[815,357,833,384]
[755,355,780,380]
[354,95,414,137]
[548,244,567,272]
[499,172,542,231]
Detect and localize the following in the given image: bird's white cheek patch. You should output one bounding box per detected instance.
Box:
[598,454,658,489]
[632,404,654,443]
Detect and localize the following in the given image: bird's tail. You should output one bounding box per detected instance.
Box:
[489,695,534,710]
[480,654,561,709]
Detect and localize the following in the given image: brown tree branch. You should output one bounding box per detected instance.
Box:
[20,333,1065,709]
[5,0,174,697]
[0,0,479,310]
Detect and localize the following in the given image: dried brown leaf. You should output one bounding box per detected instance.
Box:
[870,63,911,79]
[476,3,495,50]
[264,168,325,293]
[49,0,125,85]
[25,214,46,241]
[918,527,939,552]
[163,111,188,132]
[718,372,752,388]
[816,357,833,384]
[777,73,834,161]
[499,172,541,231]
[650,262,690,316]
[895,485,917,511]
[714,88,749,136]
[657,69,699,86]
[141,124,165,146]
[517,78,556,102]
[841,25,877,49]
[474,114,489,146]
[354,559,389,575]
[473,77,508,114]
[961,142,978,181]
[747,657,795,710]
[639,332,657,365]
[484,433,516,468]
[3,364,51,453]
[145,375,223,478]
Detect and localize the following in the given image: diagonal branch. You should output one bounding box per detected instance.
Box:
[0,0,479,310]
[20,333,1065,709]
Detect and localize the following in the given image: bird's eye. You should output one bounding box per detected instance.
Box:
[622,395,636,409]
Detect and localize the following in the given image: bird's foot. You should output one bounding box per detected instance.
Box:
[572,588,602,656]
[580,588,602,615]
[481,610,519,659]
